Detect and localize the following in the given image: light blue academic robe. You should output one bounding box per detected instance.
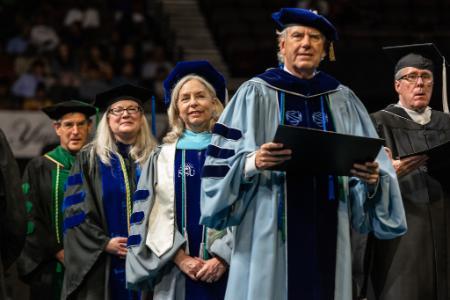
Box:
[200,69,407,300]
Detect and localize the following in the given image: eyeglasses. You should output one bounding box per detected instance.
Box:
[58,120,89,130]
[399,73,433,84]
[108,106,142,116]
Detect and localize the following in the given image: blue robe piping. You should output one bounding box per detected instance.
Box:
[175,136,227,300]
[277,88,338,299]
[257,68,340,97]
[100,144,140,300]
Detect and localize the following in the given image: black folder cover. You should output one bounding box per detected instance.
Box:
[270,125,384,175]
[399,139,450,171]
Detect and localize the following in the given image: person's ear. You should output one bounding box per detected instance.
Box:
[279,39,286,57]
[53,122,62,137]
[394,80,401,93]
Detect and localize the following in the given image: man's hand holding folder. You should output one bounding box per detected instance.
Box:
[260,125,384,184]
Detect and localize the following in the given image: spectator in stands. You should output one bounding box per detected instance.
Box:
[114,43,141,80]
[64,3,100,29]
[49,72,81,103]
[200,8,406,300]
[141,46,173,81]
[48,43,81,102]
[29,14,59,52]
[63,2,101,45]
[12,59,46,99]
[50,42,80,75]
[62,21,84,50]
[112,62,140,86]
[130,1,146,25]
[6,24,30,56]
[79,61,110,102]
[81,44,114,81]
[113,1,146,42]
[22,82,53,110]
[13,48,37,78]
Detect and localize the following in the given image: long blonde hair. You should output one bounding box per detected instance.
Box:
[89,107,157,167]
[163,75,225,144]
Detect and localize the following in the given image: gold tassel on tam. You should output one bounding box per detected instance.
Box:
[329,42,336,61]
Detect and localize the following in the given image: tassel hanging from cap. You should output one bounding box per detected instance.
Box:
[329,42,336,61]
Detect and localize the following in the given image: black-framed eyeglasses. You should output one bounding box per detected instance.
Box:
[108,106,142,116]
[399,73,433,84]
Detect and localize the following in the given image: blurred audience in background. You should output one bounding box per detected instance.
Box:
[0,0,174,109]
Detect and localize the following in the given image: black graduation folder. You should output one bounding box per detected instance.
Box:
[399,139,450,171]
[270,125,384,176]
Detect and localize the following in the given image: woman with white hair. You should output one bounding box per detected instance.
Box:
[62,84,157,300]
[126,61,231,300]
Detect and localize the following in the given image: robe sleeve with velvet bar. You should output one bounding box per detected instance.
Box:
[200,68,407,300]
[62,144,139,300]
[126,142,231,300]
[364,105,450,300]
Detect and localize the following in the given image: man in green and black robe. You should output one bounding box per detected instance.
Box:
[17,100,96,300]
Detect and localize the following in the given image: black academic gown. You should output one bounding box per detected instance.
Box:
[62,145,139,300]
[17,147,73,300]
[0,129,26,299]
[367,104,450,300]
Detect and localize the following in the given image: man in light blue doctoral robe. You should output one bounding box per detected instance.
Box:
[200,8,407,300]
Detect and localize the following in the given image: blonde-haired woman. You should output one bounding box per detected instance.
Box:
[126,61,230,300]
[62,84,157,300]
